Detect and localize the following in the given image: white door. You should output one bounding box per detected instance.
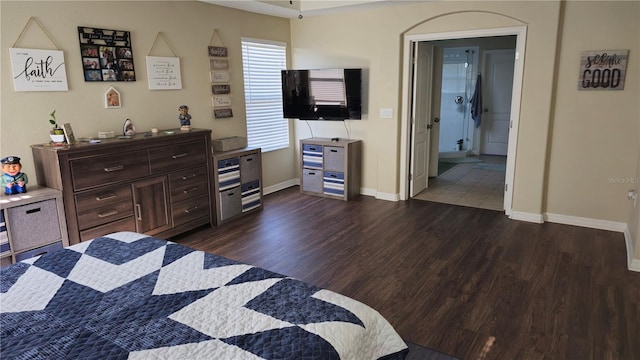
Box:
[480,49,515,156]
[410,42,434,196]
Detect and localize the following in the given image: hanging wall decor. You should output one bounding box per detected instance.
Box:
[104,86,121,108]
[10,17,69,91]
[578,50,628,90]
[78,26,136,82]
[208,29,233,118]
[146,32,182,90]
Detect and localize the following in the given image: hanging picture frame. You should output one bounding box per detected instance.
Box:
[10,18,69,91]
[10,48,69,91]
[78,26,136,82]
[104,86,121,108]
[146,56,182,90]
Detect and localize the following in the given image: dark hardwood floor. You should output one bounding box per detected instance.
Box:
[173,186,640,360]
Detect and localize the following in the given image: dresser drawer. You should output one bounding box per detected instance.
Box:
[149,140,207,174]
[172,196,210,227]
[75,185,133,214]
[70,150,150,191]
[80,216,136,242]
[77,200,134,230]
[169,166,209,202]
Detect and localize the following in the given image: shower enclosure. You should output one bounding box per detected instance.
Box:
[438,46,479,156]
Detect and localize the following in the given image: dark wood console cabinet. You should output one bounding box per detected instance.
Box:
[31,129,214,245]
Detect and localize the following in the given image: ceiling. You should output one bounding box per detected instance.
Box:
[199,0,417,19]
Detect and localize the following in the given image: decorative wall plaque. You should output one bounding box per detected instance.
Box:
[78,26,136,82]
[578,50,628,90]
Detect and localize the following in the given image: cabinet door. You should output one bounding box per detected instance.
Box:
[239,153,261,183]
[132,176,171,235]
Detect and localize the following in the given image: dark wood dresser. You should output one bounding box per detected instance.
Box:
[31,129,213,245]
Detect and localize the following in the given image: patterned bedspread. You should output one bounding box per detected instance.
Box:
[1,232,408,359]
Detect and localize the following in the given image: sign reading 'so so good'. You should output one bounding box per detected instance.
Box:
[578,50,628,90]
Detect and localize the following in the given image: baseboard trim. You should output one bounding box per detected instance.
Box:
[376,192,400,202]
[624,226,640,272]
[544,212,627,232]
[263,179,298,196]
[509,211,544,223]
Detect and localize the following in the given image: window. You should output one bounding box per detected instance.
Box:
[241,38,289,152]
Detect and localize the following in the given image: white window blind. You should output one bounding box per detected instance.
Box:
[241,38,289,152]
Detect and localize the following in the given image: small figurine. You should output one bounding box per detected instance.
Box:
[1,156,28,195]
[178,105,192,131]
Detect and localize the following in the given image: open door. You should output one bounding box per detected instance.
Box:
[409,42,434,197]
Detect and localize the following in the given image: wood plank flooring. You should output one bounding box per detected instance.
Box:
[173,187,640,360]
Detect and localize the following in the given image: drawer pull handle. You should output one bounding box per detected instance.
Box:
[330,149,338,153]
[104,165,124,172]
[184,206,198,214]
[182,174,197,180]
[245,158,253,162]
[96,193,116,201]
[183,187,199,194]
[135,204,142,220]
[26,208,41,214]
[98,209,118,218]
[172,153,188,159]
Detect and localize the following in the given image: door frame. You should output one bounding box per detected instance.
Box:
[399,26,527,217]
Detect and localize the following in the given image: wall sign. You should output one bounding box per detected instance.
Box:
[78,26,136,82]
[208,28,233,119]
[10,48,69,91]
[578,50,628,90]
[146,56,182,90]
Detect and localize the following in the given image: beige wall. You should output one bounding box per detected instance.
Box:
[0,1,295,190]
[290,1,639,224]
[547,1,639,222]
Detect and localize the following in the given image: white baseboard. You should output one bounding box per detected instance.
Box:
[509,211,544,223]
[624,227,640,272]
[544,212,627,232]
[375,192,400,202]
[263,179,299,196]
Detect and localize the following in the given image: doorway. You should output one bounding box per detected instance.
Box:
[415,39,515,210]
[400,26,527,217]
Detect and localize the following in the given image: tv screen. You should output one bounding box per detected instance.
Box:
[281,68,362,120]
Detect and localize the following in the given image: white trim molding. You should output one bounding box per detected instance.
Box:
[509,211,544,223]
[263,179,299,196]
[624,226,640,272]
[544,213,627,232]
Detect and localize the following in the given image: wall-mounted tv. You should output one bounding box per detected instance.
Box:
[281,68,362,120]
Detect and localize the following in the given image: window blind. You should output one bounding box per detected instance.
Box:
[241,38,289,152]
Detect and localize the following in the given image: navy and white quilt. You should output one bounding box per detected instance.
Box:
[1,232,408,359]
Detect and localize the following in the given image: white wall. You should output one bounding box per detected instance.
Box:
[0,1,296,191]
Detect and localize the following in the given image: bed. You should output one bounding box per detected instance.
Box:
[1,232,408,359]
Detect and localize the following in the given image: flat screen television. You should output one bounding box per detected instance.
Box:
[281,68,362,120]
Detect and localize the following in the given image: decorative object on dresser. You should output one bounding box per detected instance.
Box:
[212,147,262,225]
[300,138,361,200]
[31,129,214,245]
[48,110,66,143]
[0,186,69,266]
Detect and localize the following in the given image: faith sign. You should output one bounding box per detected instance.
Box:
[10,48,69,91]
